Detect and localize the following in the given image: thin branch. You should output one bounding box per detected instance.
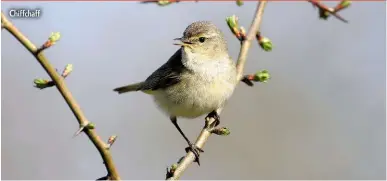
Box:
[308,0,349,23]
[1,12,120,180]
[166,1,267,180]
[166,110,222,180]
[236,1,267,80]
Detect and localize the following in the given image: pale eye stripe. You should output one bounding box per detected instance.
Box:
[206,33,219,37]
[193,33,218,39]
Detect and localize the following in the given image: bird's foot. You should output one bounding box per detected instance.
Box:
[205,111,220,128]
[185,143,204,166]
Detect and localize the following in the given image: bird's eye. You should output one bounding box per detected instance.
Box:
[199,37,206,43]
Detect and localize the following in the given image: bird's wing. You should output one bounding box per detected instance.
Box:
[138,48,188,91]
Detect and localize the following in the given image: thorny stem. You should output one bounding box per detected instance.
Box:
[1,12,120,180]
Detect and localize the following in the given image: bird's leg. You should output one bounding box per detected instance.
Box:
[170,116,204,166]
[205,110,220,128]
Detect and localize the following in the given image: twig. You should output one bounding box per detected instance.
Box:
[308,0,349,23]
[236,1,267,80]
[1,12,120,180]
[165,1,267,180]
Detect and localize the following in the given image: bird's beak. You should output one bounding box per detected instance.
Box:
[173,37,191,47]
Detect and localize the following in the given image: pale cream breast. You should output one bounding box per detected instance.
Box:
[152,58,237,118]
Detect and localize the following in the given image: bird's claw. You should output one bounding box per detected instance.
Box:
[185,144,204,166]
[205,111,220,128]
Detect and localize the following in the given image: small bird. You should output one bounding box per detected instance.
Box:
[113,21,238,164]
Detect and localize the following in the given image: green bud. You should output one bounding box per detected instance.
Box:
[166,162,178,179]
[48,32,61,44]
[226,15,238,28]
[34,78,53,89]
[259,37,273,52]
[254,70,271,83]
[170,163,178,171]
[62,64,73,78]
[226,15,241,39]
[86,122,95,129]
[34,78,49,85]
[212,127,231,136]
[236,0,243,6]
[339,0,351,8]
[319,7,335,20]
[157,0,172,6]
[319,9,330,19]
[108,135,117,145]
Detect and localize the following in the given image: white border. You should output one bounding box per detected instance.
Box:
[0,1,3,180]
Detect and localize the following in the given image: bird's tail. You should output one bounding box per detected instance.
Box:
[113,82,144,94]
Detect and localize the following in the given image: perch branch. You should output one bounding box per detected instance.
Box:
[166,1,267,180]
[1,12,120,180]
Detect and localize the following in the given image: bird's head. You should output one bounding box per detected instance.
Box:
[174,21,228,59]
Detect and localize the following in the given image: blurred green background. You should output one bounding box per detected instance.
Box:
[1,2,385,180]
